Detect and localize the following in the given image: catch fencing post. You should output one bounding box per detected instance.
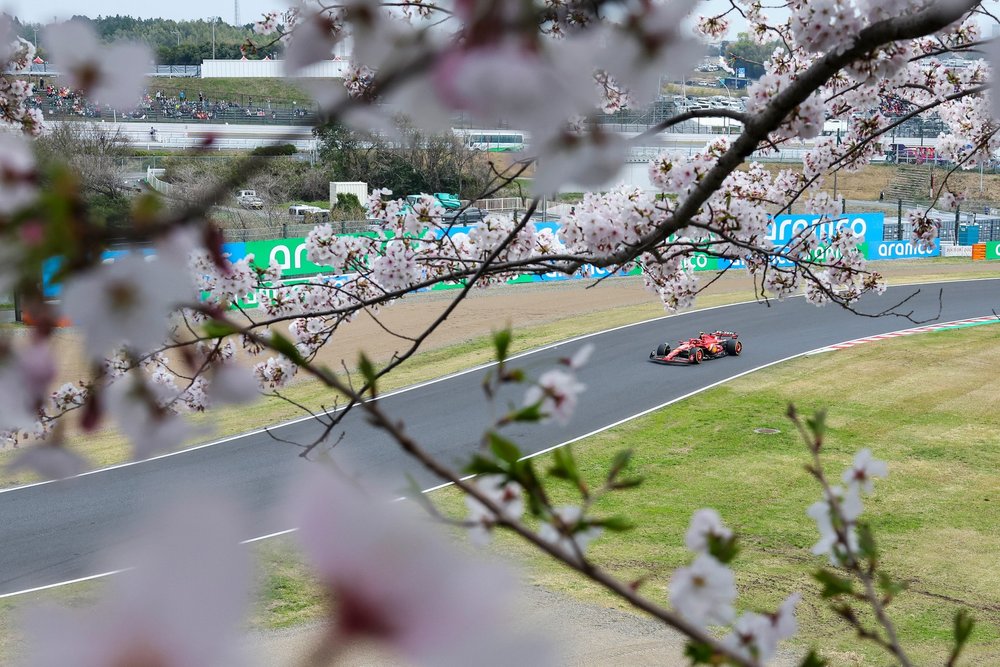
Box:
[897,199,903,240]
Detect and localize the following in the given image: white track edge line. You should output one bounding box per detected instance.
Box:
[0,569,126,600]
[6,274,993,494]
[6,300,995,600]
[0,294,770,495]
[5,275,993,496]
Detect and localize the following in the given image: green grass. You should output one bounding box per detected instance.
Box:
[2,307,1000,664]
[146,78,332,105]
[0,262,996,487]
[24,75,330,106]
[425,324,1000,666]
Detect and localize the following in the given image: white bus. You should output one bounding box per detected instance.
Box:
[454,129,526,152]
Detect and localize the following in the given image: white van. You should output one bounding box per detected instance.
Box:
[288,204,331,224]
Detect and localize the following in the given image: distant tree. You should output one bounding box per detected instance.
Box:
[33,123,132,199]
[315,122,497,198]
[17,14,283,64]
[723,32,784,79]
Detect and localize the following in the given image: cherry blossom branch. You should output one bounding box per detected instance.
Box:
[788,406,912,667]
[352,396,759,667]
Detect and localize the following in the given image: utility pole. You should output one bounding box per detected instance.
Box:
[211,17,219,59]
[833,127,841,202]
[173,29,181,46]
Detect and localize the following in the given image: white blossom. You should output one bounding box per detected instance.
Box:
[807,484,863,564]
[722,593,800,663]
[43,22,151,109]
[537,505,603,562]
[289,468,552,665]
[107,373,191,460]
[0,131,38,214]
[465,475,525,547]
[842,448,889,494]
[524,369,586,426]
[668,553,737,627]
[684,508,733,555]
[63,254,194,360]
[21,496,251,667]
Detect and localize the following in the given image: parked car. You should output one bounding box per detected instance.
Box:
[443,207,485,225]
[236,189,264,209]
[288,204,331,223]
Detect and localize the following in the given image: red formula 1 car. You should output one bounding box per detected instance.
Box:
[648,331,743,365]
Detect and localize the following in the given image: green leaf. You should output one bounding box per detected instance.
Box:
[464,454,507,476]
[683,640,715,664]
[610,476,644,490]
[707,533,740,565]
[512,460,546,517]
[606,449,633,483]
[502,368,525,383]
[492,327,513,363]
[857,522,877,562]
[487,432,522,464]
[813,569,855,599]
[876,571,908,600]
[594,515,635,532]
[954,608,975,647]
[549,447,581,487]
[799,650,829,667]
[357,352,378,393]
[202,319,240,338]
[269,331,306,365]
[806,409,828,438]
[507,402,544,423]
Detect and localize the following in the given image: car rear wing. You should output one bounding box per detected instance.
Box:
[711,330,739,338]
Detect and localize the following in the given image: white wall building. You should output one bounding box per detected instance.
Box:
[201,57,350,79]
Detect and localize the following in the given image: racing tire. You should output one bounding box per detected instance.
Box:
[689,349,703,364]
[724,338,742,356]
[655,343,671,357]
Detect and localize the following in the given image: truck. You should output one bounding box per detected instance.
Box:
[236,190,264,209]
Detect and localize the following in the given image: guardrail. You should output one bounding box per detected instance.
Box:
[145,168,177,197]
[473,197,525,212]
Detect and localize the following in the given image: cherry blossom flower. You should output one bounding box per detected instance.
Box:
[43,22,151,109]
[289,468,551,665]
[465,475,525,547]
[0,339,54,432]
[63,253,194,360]
[107,373,191,460]
[537,505,603,562]
[722,593,801,663]
[684,508,733,555]
[253,11,281,35]
[284,10,343,74]
[21,495,251,667]
[51,382,87,412]
[567,343,594,370]
[208,363,260,406]
[533,131,628,196]
[524,368,586,426]
[7,441,88,480]
[842,448,889,494]
[0,131,38,215]
[807,484,863,564]
[668,553,737,627]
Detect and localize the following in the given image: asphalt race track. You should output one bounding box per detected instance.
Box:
[1,279,997,596]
